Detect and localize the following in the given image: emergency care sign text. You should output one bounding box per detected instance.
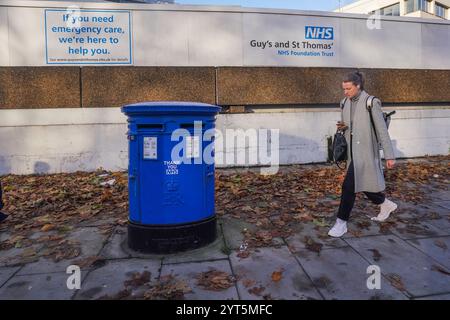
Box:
[45,9,132,64]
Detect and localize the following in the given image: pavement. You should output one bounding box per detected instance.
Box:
[0,163,449,300]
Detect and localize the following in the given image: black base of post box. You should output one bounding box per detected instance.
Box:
[127,216,217,254]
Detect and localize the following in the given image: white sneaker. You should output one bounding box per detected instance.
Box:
[328,218,348,237]
[371,199,398,222]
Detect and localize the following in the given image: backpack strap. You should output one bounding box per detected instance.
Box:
[340,97,347,109]
[366,95,375,111]
[366,95,379,143]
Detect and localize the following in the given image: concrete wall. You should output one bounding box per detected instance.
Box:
[0,106,448,174]
[0,1,449,174]
[1,0,450,68]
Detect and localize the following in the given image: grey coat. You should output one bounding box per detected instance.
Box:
[341,90,395,193]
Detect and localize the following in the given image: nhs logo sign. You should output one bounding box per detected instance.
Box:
[305,26,334,40]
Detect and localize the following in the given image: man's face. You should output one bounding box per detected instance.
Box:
[342,82,360,98]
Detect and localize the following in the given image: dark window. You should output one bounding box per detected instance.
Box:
[406,0,431,13]
[435,2,447,18]
[375,3,400,16]
[419,0,430,11]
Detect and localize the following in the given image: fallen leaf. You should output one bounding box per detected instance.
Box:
[196,269,235,291]
[242,279,256,288]
[313,276,332,288]
[387,274,407,292]
[431,265,450,276]
[349,229,363,237]
[303,236,323,254]
[22,247,37,258]
[237,250,251,259]
[124,271,152,288]
[368,249,382,262]
[271,270,283,282]
[312,219,329,228]
[41,224,55,232]
[434,240,448,250]
[248,286,265,296]
[293,213,314,222]
[144,275,191,300]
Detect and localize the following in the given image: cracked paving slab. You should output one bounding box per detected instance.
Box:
[345,234,450,298]
[230,246,322,300]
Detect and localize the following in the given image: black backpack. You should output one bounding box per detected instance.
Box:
[331,129,348,169]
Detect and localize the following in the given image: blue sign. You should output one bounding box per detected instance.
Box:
[305,26,334,40]
[45,9,132,65]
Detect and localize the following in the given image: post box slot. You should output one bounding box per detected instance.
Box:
[137,124,164,130]
[180,123,205,129]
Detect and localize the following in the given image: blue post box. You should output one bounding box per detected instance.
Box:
[121,102,221,253]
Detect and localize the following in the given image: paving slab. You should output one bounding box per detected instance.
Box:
[295,246,408,300]
[160,259,239,300]
[0,231,11,242]
[406,236,450,270]
[416,293,450,300]
[105,226,226,261]
[18,227,109,275]
[345,234,450,298]
[230,246,322,300]
[0,272,87,300]
[99,227,131,260]
[286,223,348,252]
[0,266,21,288]
[220,216,283,250]
[77,217,117,228]
[425,217,450,232]
[417,202,450,217]
[429,191,450,202]
[75,258,162,300]
[435,200,450,210]
[0,244,43,267]
[163,231,228,265]
[343,211,394,239]
[389,219,449,240]
[220,216,258,250]
[408,203,450,231]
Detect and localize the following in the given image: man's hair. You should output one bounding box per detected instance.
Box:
[343,71,365,90]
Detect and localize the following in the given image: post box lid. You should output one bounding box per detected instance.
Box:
[121,101,221,115]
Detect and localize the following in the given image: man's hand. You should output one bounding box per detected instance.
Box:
[336,121,348,131]
[386,159,396,169]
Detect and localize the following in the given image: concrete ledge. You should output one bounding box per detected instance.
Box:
[1,67,449,109]
[0,67,81,109]
[216,67,450,105]
[0,106,448,126]
[81,67,216,108]
[363,69,450,103]
[217,67,348,106]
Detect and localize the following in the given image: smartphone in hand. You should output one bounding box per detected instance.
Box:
[336,121,348,130]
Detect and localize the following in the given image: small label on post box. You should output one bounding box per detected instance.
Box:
[143,137,157,159]
[186,136,200,158]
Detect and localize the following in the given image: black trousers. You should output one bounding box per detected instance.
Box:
[337,161,385,221]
